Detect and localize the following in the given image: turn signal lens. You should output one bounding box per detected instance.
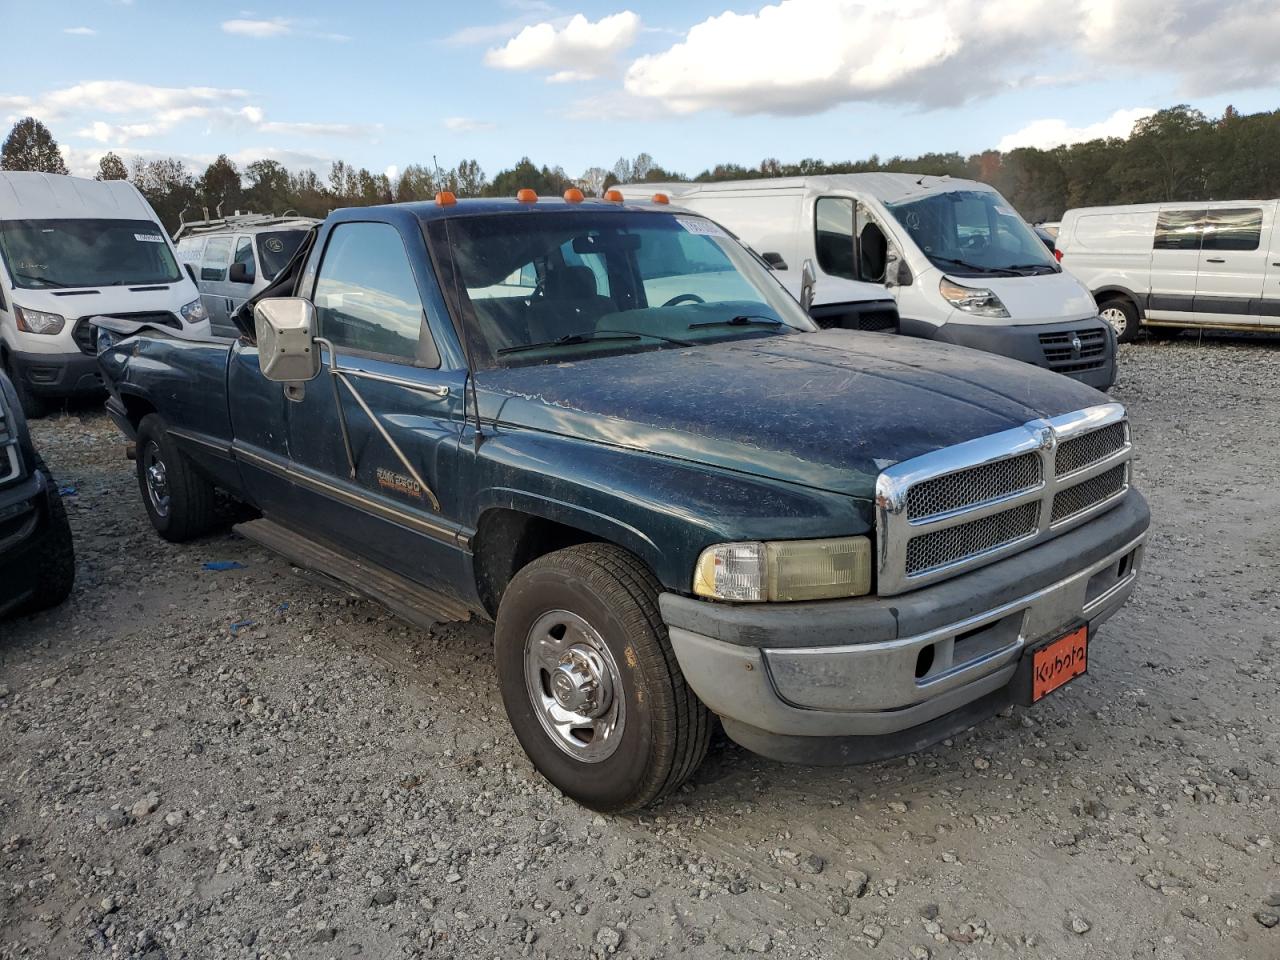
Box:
[435,191,457,206]
[516,188,538,203]
[563,188,584,203]
[604,189,624,202]
[694,537,872,602]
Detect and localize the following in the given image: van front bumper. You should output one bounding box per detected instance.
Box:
[8,350,104,398]
[928,316,1117,390]
[659,490,1149,765]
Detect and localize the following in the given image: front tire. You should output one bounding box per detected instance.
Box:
[3,353,47,419]
[494,543,712,812]
[10,457,76,617]
[135,414,219,542]
[1100,298,1139,343]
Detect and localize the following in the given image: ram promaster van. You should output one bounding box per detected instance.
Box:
[174,214,319,338]
[1057,200,1280,340]
[626,176,1116,388]
[0,172,209,416]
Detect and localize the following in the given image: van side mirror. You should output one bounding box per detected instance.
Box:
[229,261,253,285]
[884,249,913,288]
[183,262,197,284]
[254,298,320,384]
[761,251,788,270]
[799,259,817,312]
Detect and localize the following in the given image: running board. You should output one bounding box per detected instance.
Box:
[234,518,472,629]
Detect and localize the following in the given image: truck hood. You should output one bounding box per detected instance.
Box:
[476,329,1106,498]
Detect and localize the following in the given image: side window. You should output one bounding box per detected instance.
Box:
[815,197,855,279]
[1202,208,1263,251]
[233,235,256,281]
[1154,210,1205,250]
[200,237,233,281]
[313,222,431,364]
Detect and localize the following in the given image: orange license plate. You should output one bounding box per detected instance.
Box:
[1031,625,1088,702]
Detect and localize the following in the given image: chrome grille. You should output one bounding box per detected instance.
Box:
[1055,421,1126,476]
[1052,464,1127,524]
[905,503,1039,575]
[906,452,1041,521]
[875,403,1133,595]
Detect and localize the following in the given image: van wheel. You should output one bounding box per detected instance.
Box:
[1099,299,1139,343]
[11,457,76,616]
[494,543,712,812]
[135,414,219,542]
[3,354,47,419]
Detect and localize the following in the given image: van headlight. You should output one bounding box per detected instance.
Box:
[939,278,1009,318]
[693,537,872,602]
[13,305,65,335]
[179,298,208,325]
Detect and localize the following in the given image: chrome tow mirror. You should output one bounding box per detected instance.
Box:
[254,298,321,386]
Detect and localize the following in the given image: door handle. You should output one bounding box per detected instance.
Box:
[1205,258,1226,264]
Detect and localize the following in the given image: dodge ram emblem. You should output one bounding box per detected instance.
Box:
[1071,335,1083,356]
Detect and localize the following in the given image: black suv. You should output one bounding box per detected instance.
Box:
[0,371,75,619]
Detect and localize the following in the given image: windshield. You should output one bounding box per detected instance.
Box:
[440,210,814,368]
[886,190,1058,276]
[0,218,181,289]
[255,229,308,281]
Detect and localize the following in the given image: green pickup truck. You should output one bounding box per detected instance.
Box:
[96,195,1149,811]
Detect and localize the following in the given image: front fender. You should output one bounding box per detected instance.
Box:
[471,426,871,591]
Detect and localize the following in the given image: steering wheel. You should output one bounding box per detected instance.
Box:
[662,293,705,307]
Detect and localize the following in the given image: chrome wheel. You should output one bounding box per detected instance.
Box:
[523,609,625,763]
[1101,306,1129,336]
[142,441,171,519]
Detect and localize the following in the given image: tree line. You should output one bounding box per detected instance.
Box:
[3,104,1278,232]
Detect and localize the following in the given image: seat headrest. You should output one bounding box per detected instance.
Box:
[545,265,598,300]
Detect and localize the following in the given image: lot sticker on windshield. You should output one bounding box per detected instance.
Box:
[134,233,165,243]
[676,217,727,238]
[994,206,1015,217]
[265,237,285,253]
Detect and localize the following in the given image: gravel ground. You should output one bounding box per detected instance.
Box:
[2,336,1279,960]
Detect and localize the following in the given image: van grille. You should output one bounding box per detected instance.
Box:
[875,405,1131,594]
[1039,328,1108,373]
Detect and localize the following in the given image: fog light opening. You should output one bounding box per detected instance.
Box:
[914,644,936,680]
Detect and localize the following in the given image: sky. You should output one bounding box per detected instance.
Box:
[3,0,1280,183]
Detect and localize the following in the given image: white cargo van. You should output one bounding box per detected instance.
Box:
[1056,200,1280,340]
[0,172,209,416]
[625,176,1115,389]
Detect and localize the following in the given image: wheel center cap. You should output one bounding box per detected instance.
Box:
[550,647,609,716]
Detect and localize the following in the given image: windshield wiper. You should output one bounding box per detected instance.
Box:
[931,257,1022,277]
[687,314,783,330]
[13,272,72,288]
[496,329,692,356]
[1004,263,1058,274]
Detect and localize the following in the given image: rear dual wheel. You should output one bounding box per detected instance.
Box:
[494,543,712,812]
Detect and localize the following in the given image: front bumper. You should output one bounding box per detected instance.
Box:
[8,349,105,398]
[928,316,1116,390]
[659,490,1149,764]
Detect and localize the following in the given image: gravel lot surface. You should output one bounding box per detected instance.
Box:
[2,337,1279,960]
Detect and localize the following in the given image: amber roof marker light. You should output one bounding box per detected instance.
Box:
[563,188,585,203]
[651,193,670,204]
[516,188,538,203]
[604,189,624,202]
[434,191,457,206]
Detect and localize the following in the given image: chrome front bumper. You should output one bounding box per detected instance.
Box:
[659,492,1149,762]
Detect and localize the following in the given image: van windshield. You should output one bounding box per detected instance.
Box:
[886,191,1058,277]
[0,218,182,289]
[440,210,814,368]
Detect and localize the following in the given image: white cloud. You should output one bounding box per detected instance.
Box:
[621,0,1280,116]
[222,17,292,38]
[997,107,1157,151]
[58,144,335,180]
[486,11,640,81]
[443,116,496,133]
[63,26,97,36]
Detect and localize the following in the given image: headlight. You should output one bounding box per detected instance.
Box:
[693,537,872,602]
[179,298,208,325]
[13,305,65,335]
[939,278,1009,318]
